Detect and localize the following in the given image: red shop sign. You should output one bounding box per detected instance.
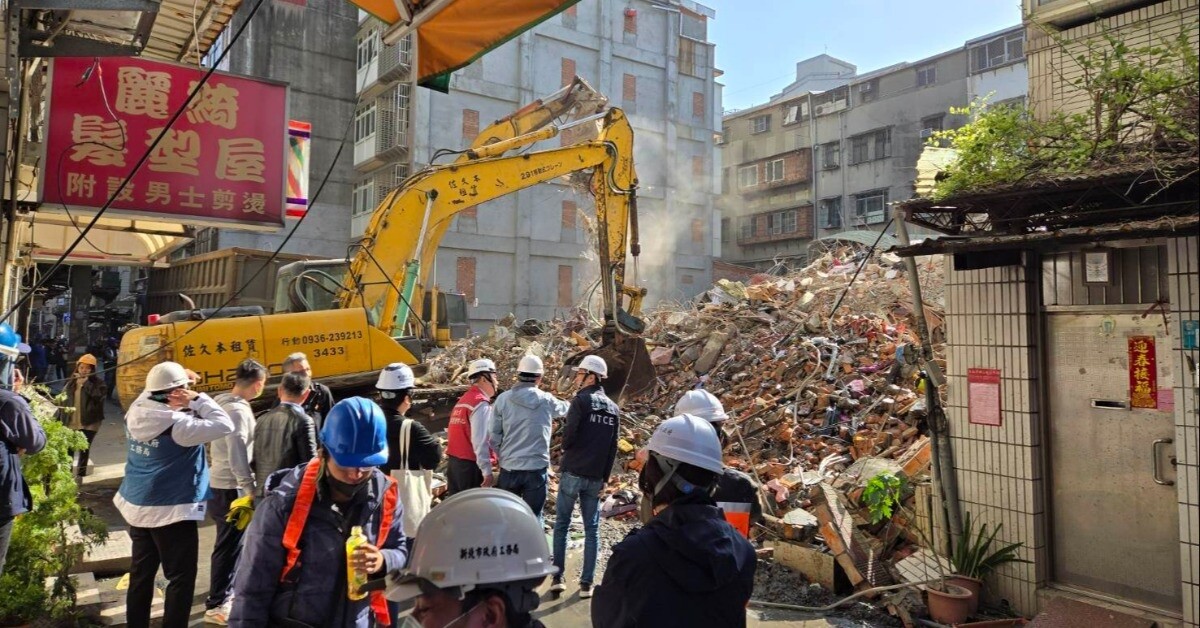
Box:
[42,57,288,229]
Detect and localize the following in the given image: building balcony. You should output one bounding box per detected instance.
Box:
[358,38,413,101]
[354,86,411,172]
[736,229,810,246]
[1024,0,1145,27]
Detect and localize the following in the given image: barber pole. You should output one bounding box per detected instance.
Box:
[286,121,311,219]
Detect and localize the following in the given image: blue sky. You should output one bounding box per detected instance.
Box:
[706,1,1024,111]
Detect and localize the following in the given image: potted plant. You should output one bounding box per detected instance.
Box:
[950,513,1028,615]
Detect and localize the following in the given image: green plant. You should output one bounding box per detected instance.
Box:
[951,512,1028,579]
[0,387,108,625]
[862,472,906,525]
[929,28,1199,200]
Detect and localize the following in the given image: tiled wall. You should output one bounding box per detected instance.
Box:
[942,257,1046,615]
[1167,236,1200,627]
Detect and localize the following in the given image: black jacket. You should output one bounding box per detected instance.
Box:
[252,403,316,496]
[271,381,335,432]
[714,468,764,527]
[592,493,757,627]
[1,390,46,520]
[383,411,442,473]
[559,385,619,480]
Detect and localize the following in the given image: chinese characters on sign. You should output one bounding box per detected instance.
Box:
[1128,336,1158,409]
[43,57,287,228]
[967,368,1002,427]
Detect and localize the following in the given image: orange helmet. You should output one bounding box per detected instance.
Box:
[78,354,98,367]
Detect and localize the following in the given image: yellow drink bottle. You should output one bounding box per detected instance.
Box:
[346,525,368,601]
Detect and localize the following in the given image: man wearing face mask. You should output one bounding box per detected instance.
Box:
[204,359,268,625]
[115,361,235,628]
[384,488,557,628]
[446,359,499,495]
[231,397,407,628]
[0,323,46,579]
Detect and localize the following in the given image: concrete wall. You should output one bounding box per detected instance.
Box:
[215,0,358,259]
[969,61,1028,104]
[401,0,717,330]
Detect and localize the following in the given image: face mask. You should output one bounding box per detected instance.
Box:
[327,473,370,499]
[401,602,480,628]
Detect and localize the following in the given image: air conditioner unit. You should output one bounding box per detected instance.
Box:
[814,103,832,116]
[919,128,935,139]
[859,82,874,93]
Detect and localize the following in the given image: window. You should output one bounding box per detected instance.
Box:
[456,207,478,233]
[692,91,705,118]
[971,32,1025,72]
[821,142,840,169]
[916,64,936,87]
[782,210,797,233]
[721,167,730,193]
[783,102,807,125]
[398,34,413,67]
[680,11,706,40]
[750,115,770,134]
[820,197,843,228]
[858,79,879,103]
[721,218,730,243]
[765,159,785,182]
[562,4,577,28]
[561,200,577,243]
[456,257,477,302]
[691,218,705,244]
[352,181,374,216]
[622,73,637,103]
[354,106,376,142]
[557,265,573,307]
[356,31,379,70]
[678,38,707,77]
[462,109,479,141]
[691,155,705,178]
[850,135,869,164]
[763,210,798,235]
[849,128,891,163]
[561,58,576,87]
[854,190,888,225]
[737,165,758,188]
[920,114,945,139]
[623,9,637,34]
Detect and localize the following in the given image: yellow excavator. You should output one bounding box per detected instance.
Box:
[116,79,654,408]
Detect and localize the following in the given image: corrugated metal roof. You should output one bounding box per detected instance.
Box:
[809,229,898,251]
[145,0,243,65]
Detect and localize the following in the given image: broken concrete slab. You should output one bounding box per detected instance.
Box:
[773,540,839,592]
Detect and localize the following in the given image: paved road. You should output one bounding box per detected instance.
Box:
[81,400,846,627]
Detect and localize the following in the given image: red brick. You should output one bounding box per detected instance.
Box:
[557,265,573,307]
[561,200,577,229]
[692,91,705,118]
[622,74,636,103]
[624,10,637,34]
[461,109,479,141]
[561,58,576,87]
[456,257,476,302]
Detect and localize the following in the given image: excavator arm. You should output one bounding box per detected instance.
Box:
[461,76,607,158]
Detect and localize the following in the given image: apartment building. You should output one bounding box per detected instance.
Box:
[353,0,721,331]
[718,27,1027,271]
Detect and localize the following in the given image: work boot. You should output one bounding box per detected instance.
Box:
[550,576,565,594]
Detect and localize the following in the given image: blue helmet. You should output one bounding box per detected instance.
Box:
[320,397,389,468]
[0,323,20,359]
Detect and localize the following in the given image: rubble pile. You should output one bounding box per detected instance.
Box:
[427,249,953,622]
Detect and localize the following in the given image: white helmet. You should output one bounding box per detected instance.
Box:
[574,354,608,378]
[517,354,544,375]
[466,358,497,379]
[674,389,728,423]
[385,488,557,609]
[146,361,190,392]
[648,414,724,474]
[376,363,415,390]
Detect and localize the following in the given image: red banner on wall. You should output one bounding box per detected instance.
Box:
[968,368,1002,426]
[1128,336,1157,409]
[42,57,288,229]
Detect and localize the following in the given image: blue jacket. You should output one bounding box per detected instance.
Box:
[230,463,408,628]
[592,493,757,627]
[0,390,46,520]
[490,383,569,471]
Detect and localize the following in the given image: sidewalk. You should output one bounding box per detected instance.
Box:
[79,400,839,627]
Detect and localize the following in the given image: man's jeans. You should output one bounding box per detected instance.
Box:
[0,516,13,579]
[552,472,603,586]
[497,467,548,523]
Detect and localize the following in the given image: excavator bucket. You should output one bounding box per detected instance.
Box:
[560,335,656,404]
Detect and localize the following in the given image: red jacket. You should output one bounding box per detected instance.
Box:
[446,386,495,466]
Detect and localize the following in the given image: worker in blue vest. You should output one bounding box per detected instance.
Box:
[115,361,234,628]
[230,397,407,628]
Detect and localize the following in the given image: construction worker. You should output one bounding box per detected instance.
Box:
[64,353,107,482]
[116,361,234,628]
[0,322,46,579]
[384,488,558,628]
[675,389,764,537]
[252,372,316,496]
[377,363,441,549]
[490,354,569,522]
[592,414,756,627]
[446,358,498,495]
[204,359,268,625]
[551,355,618,599]
[277,352,337,431]
[230,397,407,627]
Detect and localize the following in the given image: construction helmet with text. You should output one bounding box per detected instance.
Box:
[674,389,728,423]
[376,363,416,390]
[384,488,556,614]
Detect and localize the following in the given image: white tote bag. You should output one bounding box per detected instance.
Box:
[390,419,433,535]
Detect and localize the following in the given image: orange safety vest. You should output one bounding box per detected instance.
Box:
[280,458,399,626]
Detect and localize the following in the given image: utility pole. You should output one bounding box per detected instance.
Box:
[893,206,963,547]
